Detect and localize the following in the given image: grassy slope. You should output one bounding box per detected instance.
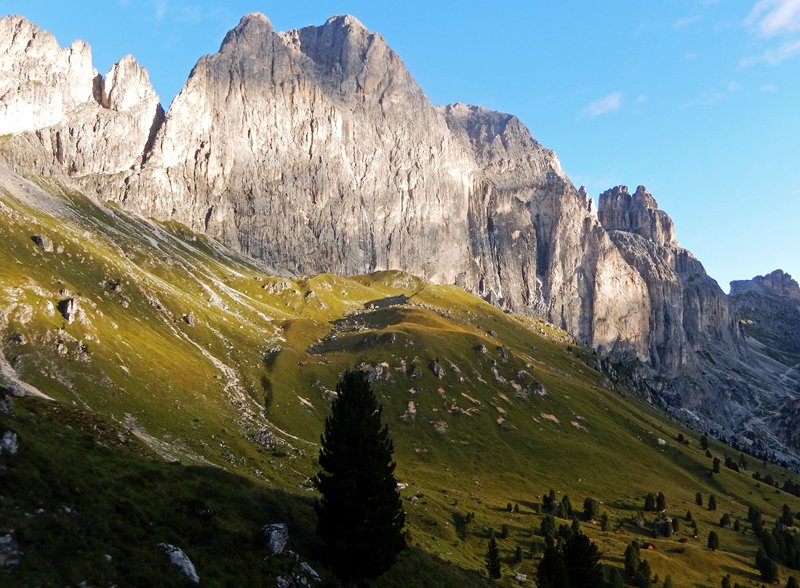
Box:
[0,175,799,587]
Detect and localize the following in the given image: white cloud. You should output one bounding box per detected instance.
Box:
[759,83,779,91]
[746,0,800,37]
[727,80,741,92]
[582,92,623,118]
[740,37,800,65]
[634,94,648,105]
[673,15,702,29]
[154,0,167,24]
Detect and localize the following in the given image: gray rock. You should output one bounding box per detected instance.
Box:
[157,543,199,584]
[57,298,78,323]
[299,562,321,583]
[1,431,19,455]
[0,533,20,567]
[31,235,54,252]
[262,523,289,555]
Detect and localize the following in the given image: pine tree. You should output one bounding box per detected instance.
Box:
[708,530,719,550]
[537,545,570,588]
[485,536,501,580]
[625,542,641,578]
[656,492,667,511]
[514,545,523,563]
[721,574,732,588]
[644,493,656,511]
[583,497,600,521]
[759,556,779,583]
[786,576,799,588]
[695,491,703,506]
[562,533,604,587]
[700,434,709,450]
[720,513,731,527]
[713,457,721,473]
[708,495,717,511]
[315,370,406,585]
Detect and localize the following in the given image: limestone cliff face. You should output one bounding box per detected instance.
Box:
[442,105,649,356]
[120,14,472,284]
[0,16,163,179]
[598,186,741,377]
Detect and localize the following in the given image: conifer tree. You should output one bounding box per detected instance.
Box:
[537,545,570,588]
[696,491,703,506]
[708,495,717,511]
[708,530,719,550]
[486,536,501,580]
[315,370,405,585]
[562,532,604,587]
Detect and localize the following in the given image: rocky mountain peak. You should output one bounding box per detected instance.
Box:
[102,55,159,112]
[0,15,95,134]
[597,184,676,247]
[730,269,800,302]
[219,12,274,54]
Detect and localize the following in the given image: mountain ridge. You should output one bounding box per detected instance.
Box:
[0,12,798,463]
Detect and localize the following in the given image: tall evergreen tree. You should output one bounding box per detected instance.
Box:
[537,545,570,588]
[625,542,641,578]
[696,491,703,506]
[562,533,604,587]
[656,492,667,511]
[708,530,719,550]
[315,370,405,586]
[485,536,501,580]
[786,576,799,588]
[708,495,717,511]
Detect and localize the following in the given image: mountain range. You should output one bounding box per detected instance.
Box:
[1,12,797,463]
[1,12,800,586]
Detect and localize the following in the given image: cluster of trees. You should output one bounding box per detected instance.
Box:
[758,525,800,570]
[643,492,667,512]
[754,471,800,499]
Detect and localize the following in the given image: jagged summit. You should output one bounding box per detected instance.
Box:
[598,184,677,248]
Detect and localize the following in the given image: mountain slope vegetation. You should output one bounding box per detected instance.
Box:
[1,171,799,587]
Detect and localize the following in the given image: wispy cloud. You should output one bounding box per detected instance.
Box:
[740,37,800,65]
[760,83,780,91]
[154,0,167,24]
[673,15,702,29]
[582,92,623,118]
[746,0,800,37]
[683,81,740,108]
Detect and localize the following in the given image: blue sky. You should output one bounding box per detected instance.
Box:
[4,1,799,290]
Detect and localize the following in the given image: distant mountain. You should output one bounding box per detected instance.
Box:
[0,13,798,462]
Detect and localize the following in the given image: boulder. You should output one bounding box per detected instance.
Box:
[0,533,20,567]
[31,235,54,252]
[57,298,78,323]
[1,431,19,455]
[299,562,321,583]
[157,543,199,584]
[262,523,289,555]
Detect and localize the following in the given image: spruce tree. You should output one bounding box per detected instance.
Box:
[708,494,717,511]
[537,545,570,588]
[562,532,604,587]
[708,530,719,550]
[696,491,703,506]
[485,536,501,580]
[786,576,799,588]
[656,492,667,511]
[315,370,405,585]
